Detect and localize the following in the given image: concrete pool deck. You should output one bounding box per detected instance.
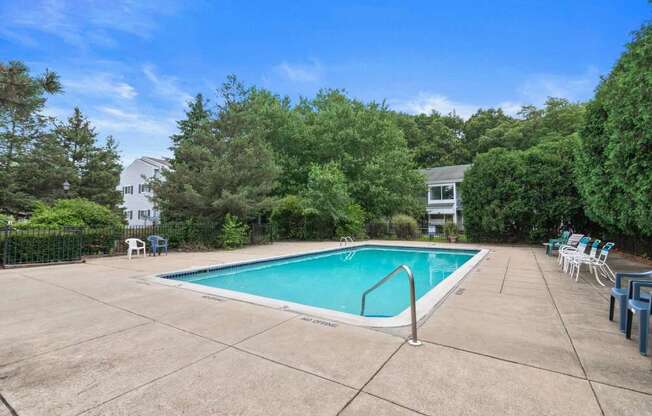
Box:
[0,241,650,415]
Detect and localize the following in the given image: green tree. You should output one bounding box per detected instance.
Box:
[0,61,61,214]
[395,111,469,168]
[575,24,652,237]
[293,90,423,218]
[20,108,123,208]
[462,138,585,242]
[301,162,354,239]
[154,84,279,222]
[463,108,513,157]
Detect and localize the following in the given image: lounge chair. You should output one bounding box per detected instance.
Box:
[559,236,590,272]
[626,281,652,355]
[567,239,601,281]
[147,235,169,256]
[544,230,570,256]
[125,238,147,260]
[610,271,652,332]
[587,242,616,285]
[556,233,585,265]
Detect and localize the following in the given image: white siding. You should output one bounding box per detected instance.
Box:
[117,158,167,226]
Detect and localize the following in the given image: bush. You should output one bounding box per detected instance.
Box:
[221,214,249,249]
[366,218,388,238]
[575,24,652,238]
[443,221,459,237]
[335,203,366,239]
[19,198,124,229]
[462,139,585,242]
[271,195,305,239]
[391,214,418,239]
[0,213,12,227]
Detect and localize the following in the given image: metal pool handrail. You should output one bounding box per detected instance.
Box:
[360,264,422,346]
[339,236,354,246]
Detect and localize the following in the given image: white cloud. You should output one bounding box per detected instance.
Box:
[392,68,601,119]
[143,65,192,107]
[518,67,600,105]
[64,73,137,100]
[94,106,176,138]
[0,0,181,48]
[275,60,323,83]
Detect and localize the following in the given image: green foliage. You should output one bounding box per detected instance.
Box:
[335,203,366,239]
[394,111,470,168]
[20,198,124,229]
[221,214,249,249]
[0,213,12,227]
[0,62,121,214]
[154,87,279,223]
[462,138,585,242]
[575,24,652,237]
[391,214,418,240]
[366,218,389,238]
[270,195,306,239]
[443,220,459,237]
[302,162,354,239]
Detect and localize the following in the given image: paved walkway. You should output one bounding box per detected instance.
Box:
[0,241,650,415]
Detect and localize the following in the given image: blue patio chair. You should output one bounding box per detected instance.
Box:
[545,230,570,256]
[609,271,652,332]
[625,281,652,355]
[147,235,168,256]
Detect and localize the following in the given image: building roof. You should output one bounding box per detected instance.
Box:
[140,157,172,169]
[421,164,472,183]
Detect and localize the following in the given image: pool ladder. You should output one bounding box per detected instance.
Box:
[339,236,354,246]
[360,265,422,346]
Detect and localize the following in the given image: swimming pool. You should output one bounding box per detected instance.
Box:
[156,244,487,327]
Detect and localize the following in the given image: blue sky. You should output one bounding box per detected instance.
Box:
[1,1,649,164]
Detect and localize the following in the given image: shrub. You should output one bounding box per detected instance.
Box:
[0,214,12,227]
[461,139,585,242]
[443,221,459,237]
[575,24,652,238]
[366,218,388,239]
[271,195,305,239]
[19,198,124,229]
[391,214,418,239]
[335,203,366,239]
[221,214,249,249]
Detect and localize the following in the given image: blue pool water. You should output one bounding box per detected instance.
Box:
[165,245,477,317]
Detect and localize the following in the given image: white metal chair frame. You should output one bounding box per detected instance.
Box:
[556,233,585,265]
[559,237,590,272]
[588,242,616,286]
[125,238,147,260]
[567,239,601,281]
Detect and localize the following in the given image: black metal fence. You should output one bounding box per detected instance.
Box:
[1,222,273,267]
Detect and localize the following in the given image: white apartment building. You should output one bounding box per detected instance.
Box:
[118,157,171,227]
[421,164,471,234]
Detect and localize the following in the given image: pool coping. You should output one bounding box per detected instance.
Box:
[148,243,489,328]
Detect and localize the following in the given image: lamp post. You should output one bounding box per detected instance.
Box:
[62,180,70,198]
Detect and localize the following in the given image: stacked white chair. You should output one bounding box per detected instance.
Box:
[559,236,591,272]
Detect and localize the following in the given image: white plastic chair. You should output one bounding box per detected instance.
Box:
[125,238,146,260]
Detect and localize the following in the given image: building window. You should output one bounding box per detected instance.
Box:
[125,210,133,220]
[122,186,133,195]
[429,184,454,202]
[153,168,159,177]
[138,184,151,193]
[138,210,151,220]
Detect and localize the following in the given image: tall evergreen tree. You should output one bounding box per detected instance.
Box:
[0,61,61,213]
[154,82,279,222]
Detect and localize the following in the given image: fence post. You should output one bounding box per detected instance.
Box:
[2,226,10,268]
